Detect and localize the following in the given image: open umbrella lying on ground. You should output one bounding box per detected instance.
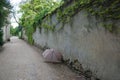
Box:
[42,49,63,63]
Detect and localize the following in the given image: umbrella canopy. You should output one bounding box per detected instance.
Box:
[42,49,63,63]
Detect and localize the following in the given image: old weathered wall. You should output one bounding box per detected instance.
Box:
[31,9,120,80]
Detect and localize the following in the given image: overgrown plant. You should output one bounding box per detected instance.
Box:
[19,0,120,42]
[10,27,19,36]
[19,0,61,44]
[0,0,11,46]
[57,0,120,32]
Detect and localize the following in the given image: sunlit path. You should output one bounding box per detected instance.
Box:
[0,36,76,80]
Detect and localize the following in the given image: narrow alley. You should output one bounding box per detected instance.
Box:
[0,36,76,80]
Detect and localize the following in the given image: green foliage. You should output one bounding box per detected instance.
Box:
[25,26,34,44]
[10,27,19,36]
[41,23,55,32]
[58,0,120,21]
[57,0,120,32]
[0,0,11,28]
[0,0,11,46]
[19,0,61,27]
[103,23,113,32]
[19,0,61,44]
[19,0,120,37]
[10,26,23,39]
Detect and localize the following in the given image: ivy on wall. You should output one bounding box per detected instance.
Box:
[56,0,120,32]
[58,0,120,20]
[19,0,61,44]
[25,26,35,44]
[19,0,120,44]
[41,23,55,32]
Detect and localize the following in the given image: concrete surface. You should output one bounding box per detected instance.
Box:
[32,9,120,80]
[0,36,77,80]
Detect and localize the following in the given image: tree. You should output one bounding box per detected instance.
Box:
[19,0,60,27]
[0,0,11,46]
[10,27,19,36]
[0,0,11,28]
[19,0,61,44]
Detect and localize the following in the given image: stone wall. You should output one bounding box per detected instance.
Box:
[21,3,120,80]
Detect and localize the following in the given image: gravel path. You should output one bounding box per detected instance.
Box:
[0,36,77,80]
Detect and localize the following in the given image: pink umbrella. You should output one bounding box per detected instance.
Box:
[42,49,63,63]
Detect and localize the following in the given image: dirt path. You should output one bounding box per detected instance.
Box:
[0,36,77,80]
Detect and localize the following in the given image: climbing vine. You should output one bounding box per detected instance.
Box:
[56,0,120,32]
[57,0,120,21]
[19,0,61,44]
[25,26,35,44]
[19,0,120,43]
[41,23,55,32]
